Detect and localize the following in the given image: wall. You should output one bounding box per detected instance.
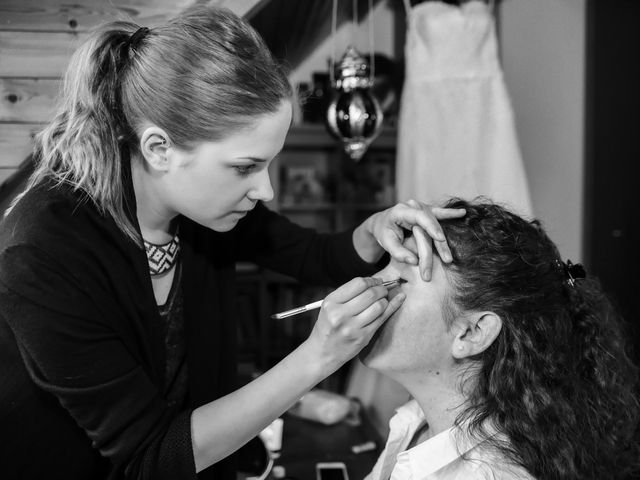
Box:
[500,0,587,261]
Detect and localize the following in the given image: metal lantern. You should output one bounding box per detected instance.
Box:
[326,46,384,161]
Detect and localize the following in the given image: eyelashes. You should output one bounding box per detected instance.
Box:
[233,164,257,176]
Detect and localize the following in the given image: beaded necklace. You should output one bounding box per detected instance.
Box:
[144,232,180,276]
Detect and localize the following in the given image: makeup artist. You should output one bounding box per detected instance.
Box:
[0,5,463,480]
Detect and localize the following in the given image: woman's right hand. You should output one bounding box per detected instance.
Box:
[303,277,405,376]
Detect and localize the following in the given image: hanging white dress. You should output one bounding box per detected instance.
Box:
[396,0,533,216]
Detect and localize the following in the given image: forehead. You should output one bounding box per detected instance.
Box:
[231,101,292,136]
[191,102,292,157]
[223,103,291,147]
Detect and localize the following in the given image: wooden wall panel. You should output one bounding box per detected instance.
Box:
[0,123,40,167]
[0,79,59,123]
[0,32,83,77]
[0,0,190,32]
[0,0,267,32]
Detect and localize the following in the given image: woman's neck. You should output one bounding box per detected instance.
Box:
[131,158,174,244]
[395,369,468,438]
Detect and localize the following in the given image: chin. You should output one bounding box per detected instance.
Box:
[199,216,240,232]
[358,324,388,370]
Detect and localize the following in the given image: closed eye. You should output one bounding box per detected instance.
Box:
[234,164,257,176]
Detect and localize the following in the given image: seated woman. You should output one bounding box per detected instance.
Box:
[361,198,639,480]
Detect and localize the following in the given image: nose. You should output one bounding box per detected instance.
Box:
[247,168,274,203]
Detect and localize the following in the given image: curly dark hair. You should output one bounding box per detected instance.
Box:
[439,198,640,480]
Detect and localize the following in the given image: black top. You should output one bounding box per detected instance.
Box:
[0,169,379,480]
[157,261,188,410]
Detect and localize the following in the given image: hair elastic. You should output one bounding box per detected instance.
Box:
[126,27,150,53]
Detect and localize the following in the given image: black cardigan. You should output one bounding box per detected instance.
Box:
[0,174,378,480]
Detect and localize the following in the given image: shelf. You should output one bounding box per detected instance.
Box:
[277,202,393,212]
[278,203,335,211]
[285,123,397,150]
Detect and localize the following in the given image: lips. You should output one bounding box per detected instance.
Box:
[231,208,252,216]
[233,204,256,215]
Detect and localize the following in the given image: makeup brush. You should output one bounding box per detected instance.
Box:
[271,278,405,320]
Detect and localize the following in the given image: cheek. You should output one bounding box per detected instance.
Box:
[182,170,237,206]
[394,293,447,345]
[379,301,427,353]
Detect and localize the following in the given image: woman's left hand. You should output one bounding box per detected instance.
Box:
[354,199,466,281]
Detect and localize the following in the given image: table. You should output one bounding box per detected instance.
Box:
[274,411,382,480]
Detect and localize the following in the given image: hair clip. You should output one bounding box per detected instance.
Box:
[555,259,586,287]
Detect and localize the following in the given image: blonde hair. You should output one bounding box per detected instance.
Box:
[11,5,291,244]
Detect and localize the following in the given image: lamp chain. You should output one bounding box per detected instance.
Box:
[368,0,375,82]
[330,0,376,86]
[331,0,338,86]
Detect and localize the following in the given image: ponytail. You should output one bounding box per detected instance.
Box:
[10,22,143,244]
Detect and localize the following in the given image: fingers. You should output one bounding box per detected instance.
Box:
[309,279,406,371]
[379,228,418,266]
[412,225,433,281]
[323,277,402,327]
[341,283,392,318]
[402,200,463,263]
[359,291,406,334]
[430,206,467,219]
[370,199,465,270]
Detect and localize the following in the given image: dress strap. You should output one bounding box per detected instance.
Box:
[402,0,412,17]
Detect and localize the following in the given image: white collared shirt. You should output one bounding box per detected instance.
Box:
[364,400,535,480]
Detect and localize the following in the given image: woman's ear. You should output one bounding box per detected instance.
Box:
[139,126,172,172]
[451,312,502,359]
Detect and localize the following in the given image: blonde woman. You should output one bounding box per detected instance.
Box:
[0,5,463,480]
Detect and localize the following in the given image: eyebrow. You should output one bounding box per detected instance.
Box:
[237,156,268,163]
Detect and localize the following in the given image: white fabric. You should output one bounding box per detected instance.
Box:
[364,400,535,480]
[396,0,533,217]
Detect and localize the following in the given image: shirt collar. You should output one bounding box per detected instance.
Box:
[393,404,499,478]
[391,399,426,429]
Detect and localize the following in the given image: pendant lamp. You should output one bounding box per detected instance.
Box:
[325,0,384,161]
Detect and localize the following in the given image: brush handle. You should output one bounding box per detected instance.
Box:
[270,278,402,320]
[271,300,324,320]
